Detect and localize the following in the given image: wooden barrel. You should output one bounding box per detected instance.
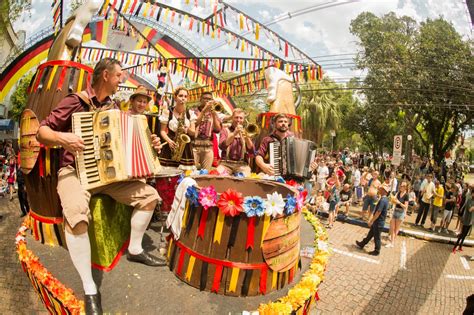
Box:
[168,176,302,296]
[22,60,93,247]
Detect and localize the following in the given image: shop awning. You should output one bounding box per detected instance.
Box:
[0,119,14,131]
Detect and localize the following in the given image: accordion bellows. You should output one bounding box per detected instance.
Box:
[72,109,161,190]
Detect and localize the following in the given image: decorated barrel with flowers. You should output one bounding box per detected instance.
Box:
[167,176,307,296]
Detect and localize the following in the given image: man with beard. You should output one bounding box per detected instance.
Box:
[37,58,165,314]
[217,108,254,176]
[255,113,292,175]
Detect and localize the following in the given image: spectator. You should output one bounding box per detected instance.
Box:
[356,183,390,256]
[326,173,340,229]
[452,189,474,253]
[16,163,29,217]
[6,157,16,201]
[439,184,456,233]
[361,170,381,221]
[429,180,444,231]
[339,184,352,217]
[353,165,362,204]
[386,181,409,247]
[316,160,329,192]
[415,174,435,227]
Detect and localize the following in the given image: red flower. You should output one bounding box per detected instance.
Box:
[217,188,244,216]
[286,179,298,187]
[209,169,220,175]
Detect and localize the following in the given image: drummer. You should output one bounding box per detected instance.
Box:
[217,108,254,176]
[255,113,292,176]
[128,85,151,115]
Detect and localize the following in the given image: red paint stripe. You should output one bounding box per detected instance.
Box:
[259,267,267,294]
[211,264,223,293]
[176,248,186,276]
[174,240,267,270]
[0,40,52,89]
[29,210,64,224]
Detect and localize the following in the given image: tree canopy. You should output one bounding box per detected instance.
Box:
[349,12,474,162]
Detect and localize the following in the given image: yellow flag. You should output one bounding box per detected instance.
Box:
[213,211,225,244]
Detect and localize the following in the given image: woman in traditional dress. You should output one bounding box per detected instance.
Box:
[159,87,196,169]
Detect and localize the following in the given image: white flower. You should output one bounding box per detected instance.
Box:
[317,240,329,252]
[264,192,285,218]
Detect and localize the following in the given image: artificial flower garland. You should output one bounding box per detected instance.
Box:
[15,217,84,314]
[257,207,330,314]
[185,185,304,219]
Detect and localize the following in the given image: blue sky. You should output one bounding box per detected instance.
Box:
[13,0,473,80]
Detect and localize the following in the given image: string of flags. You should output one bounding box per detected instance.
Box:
[51,0,62,34]
[99,0,319,67]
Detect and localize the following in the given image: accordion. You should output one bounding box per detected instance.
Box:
[72,109,161,190]
[269,137,317,180]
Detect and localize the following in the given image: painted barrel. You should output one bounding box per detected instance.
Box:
[167,176,302,296]
[22,60,93,247]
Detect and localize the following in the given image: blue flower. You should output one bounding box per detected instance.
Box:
[275,176,285,183]
[234,172,245,178]
[284,194,297,215]
[185,185,200,206]
[243,196,265,217]
[199,169,209,175]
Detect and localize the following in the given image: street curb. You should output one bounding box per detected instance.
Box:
[316,212,473,247]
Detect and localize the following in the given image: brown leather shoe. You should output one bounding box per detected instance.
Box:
[127,251,167,267]
[85,292,102,315]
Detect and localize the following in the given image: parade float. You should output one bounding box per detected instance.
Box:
[7,1,329,313]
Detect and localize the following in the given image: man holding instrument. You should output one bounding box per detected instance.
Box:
[37,58,165,315]
[255,113,292,176]
[217,108,254,176]
[193,91,222,170]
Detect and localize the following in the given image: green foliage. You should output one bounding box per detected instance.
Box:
[9,72,34,120]
[0,0,31,23]
[350,12,474,162]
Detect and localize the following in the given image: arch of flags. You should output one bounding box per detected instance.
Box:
[1,0,322,108]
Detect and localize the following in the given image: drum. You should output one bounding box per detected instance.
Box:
[154,168,183,213]
[22,60,93,247]
[168,176,301,296]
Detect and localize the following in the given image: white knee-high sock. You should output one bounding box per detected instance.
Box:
[64,230,97,295]
[128,209,153,255]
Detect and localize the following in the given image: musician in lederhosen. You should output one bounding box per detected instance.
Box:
[193,92,221,170]
[128,85,151,115]
[217,108,254,176]
[37,58,166,314]
[159,87,196,170]
[255,113,292,175]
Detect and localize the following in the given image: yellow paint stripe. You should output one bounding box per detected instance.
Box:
[167,238,173,259]
[261,215,271,246]
[213,211,225,244]
[272,271,278,289]
[185,256,196,281]
[228,267,240,292]
[77,69,85,91]
[181,201,189,229]
[45,147,51,176]
[46,65,58,91]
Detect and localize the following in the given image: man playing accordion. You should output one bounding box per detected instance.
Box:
[255,113,292,176]
[217,108,254,176]
[37,58,165,315]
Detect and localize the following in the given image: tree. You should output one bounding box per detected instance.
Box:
[9,72,33,120]
[0,0,31,27]
[297,78,342,146]
[350,12,474,163]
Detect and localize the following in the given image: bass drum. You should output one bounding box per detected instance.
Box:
[22,60,93,247]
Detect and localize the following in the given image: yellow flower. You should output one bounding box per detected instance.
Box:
[258,301,293,314]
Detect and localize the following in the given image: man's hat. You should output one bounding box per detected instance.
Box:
[130,86,151,102]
